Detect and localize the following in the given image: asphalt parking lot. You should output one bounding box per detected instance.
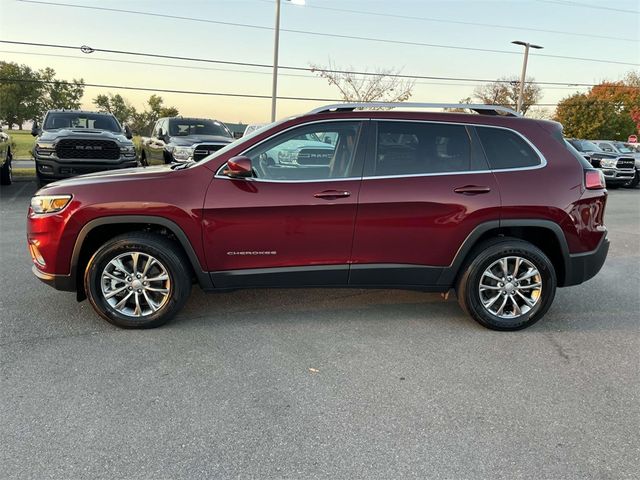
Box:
[1,180,639,479]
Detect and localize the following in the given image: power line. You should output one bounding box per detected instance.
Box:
[0,49,593,91]
[268,0,638,43]
[0,77,342,102]
[14,0,640,66]
[534,0,640,14]
[0,77,626,107]
[2,40,634,89]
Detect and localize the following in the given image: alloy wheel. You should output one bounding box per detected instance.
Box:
[100,251,171,317]
[478,256,542,319]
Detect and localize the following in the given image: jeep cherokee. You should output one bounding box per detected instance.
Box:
[27,103,609,331]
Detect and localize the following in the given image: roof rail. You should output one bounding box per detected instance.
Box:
[308,102,521,117]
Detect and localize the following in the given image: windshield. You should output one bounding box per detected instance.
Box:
[169,119,231,137]
[44,112,121,132]
[613,142,634,153]
[570,140,601,152]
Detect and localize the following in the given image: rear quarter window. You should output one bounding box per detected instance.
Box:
[476,127,541,170]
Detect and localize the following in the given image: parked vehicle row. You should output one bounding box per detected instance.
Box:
[28,103,610,332]
[567,138,639,188]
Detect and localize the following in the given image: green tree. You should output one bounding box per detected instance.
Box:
[35,67,85,118]
[93,93,137,125]
[130,94,179,134]
[555,74,640,139]
[0,61,40,129]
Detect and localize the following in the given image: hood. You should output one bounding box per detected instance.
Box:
[280,140,334,151]
[39,128,131,144]
[40,165,173,191]
[169,135,233,146]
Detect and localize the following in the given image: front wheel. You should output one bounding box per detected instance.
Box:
[456,238,557,331]
[623,171,639,188]
[84,232,192,328]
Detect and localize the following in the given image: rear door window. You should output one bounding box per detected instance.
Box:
[476,127,541,170]
[372,121,472,176]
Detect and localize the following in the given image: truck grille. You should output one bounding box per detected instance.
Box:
[616,157,635,169]
[193,144,225,161]
[296,148,334,166]
[56,139,120,160]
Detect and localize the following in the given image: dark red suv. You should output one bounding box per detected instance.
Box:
[27,103,609,331]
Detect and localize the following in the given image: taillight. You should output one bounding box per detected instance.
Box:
[585,169,605,190]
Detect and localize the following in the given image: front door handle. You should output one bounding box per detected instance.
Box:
[454,185,492,195]
[314,190,351,200]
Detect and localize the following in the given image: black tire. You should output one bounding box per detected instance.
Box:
[0,151,12,185]
[140,152,149,167]
[84,232,192,328]
[607,183,620,189]
[623,171,639,188]
[456,237,557,331]
[36,173,46,189]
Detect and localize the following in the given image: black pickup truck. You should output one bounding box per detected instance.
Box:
[32,110,138,188]
[140,117,234,165]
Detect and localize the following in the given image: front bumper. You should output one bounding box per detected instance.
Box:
[32,265,75,291]
[563,235,609,287]
[600,168,635,184]
[35,157,138,181]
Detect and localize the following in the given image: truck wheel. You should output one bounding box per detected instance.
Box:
[0,151,12,185]
[84,232,192,328]
[456,238,556,331]
[140,152,148,167]
[624,171,639,188]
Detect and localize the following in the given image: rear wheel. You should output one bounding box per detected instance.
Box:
[0,151,12,185]
[457,238,556,331]
[84,232,192,328]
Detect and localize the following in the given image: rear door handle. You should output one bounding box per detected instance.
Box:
[454,185,492,195]
[314,190,351,200]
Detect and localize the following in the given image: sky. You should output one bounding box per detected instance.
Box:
[1,0,639,125]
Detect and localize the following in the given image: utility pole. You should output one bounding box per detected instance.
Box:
[512,40,543,114]
[271,0,282,122]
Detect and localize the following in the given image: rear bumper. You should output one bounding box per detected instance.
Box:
[563,235,609,287]
[32,265,75,291]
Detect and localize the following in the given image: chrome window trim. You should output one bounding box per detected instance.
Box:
[214,118,547,183]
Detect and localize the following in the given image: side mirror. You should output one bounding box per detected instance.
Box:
[223,155,252,178]
[124,125,133,139]
[31,121,40,137]
[157,128,165,141]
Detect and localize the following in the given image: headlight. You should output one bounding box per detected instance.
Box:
[30,195,72,214]
[172,146,194,161]
[120,145,136,157]
[600,158,617,168]
[35,142,55,156]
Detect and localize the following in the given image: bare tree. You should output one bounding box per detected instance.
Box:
[310,61,414,104]
[473,76,542,115]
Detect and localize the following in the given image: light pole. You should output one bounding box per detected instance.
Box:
[512,40,543,114]
[271,0,305,122]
